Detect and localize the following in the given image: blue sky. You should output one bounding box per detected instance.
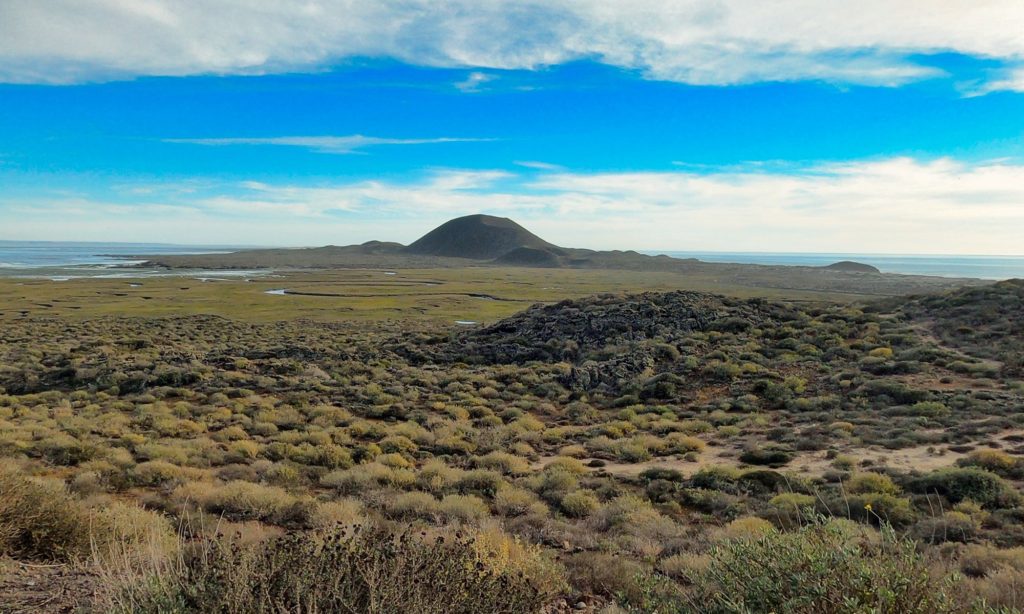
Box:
[1,1,1023,253]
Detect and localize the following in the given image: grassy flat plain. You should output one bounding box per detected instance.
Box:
[0,265,972,323]
[1,267,1023,612]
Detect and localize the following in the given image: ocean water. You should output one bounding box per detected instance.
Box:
[0,241,252,279]
[1,241,1020,281]
[651,252,1024,281]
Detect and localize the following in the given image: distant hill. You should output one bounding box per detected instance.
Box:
[493,246,563,267]
[127,213,987,297]
[405,214,564,260]
[824,261,881,273]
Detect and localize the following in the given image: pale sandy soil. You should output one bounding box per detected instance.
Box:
[534,427,1024,480]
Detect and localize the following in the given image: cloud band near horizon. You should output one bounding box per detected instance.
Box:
[2,157,1022,255]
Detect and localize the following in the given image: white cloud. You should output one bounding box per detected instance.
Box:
[455,71,495,92]
[162,135,489,154]
[515,161,565,171]
[964,66,1024,96]
[2,1,1023,86]
[2,158,1023,254]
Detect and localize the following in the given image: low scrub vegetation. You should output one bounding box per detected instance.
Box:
[1,280,1023,611]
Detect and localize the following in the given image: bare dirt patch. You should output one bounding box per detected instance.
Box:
[0,559,97,613]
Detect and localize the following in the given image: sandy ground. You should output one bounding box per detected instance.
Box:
[0,559,97,613]
[534,427,1024,480]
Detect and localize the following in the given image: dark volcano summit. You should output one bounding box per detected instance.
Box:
[405,214,564,260]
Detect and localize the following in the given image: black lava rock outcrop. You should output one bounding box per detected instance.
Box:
[427,291,793,395]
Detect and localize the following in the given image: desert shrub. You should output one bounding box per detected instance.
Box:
[455,469,505,498]
[146,525,562,613]
[0,468,93,560]
[689,520,961,613]
[439,494,490,523]
[475,451,531,475]
[967,567,1024,611]
[416,459,463,493]
[191,480,299,524]
[564,551,647,603]
[832,454,857,470]
[316,444,354,469]
[594,495,656,531]
[959,449,1022,479]
[679,419,713,434]
[769,492,816,510]
[719,516,774,540]
[387,492,441,521]
[912,511,979,544]
[661,433,705,454]
[657,552,710,583]
[379,435,418,454]
[739,446,794,467]
[312,498,365,527]
[848,471,901,495]
[321,463,415,494]
[0,465,174,563]
[132,460,204,487]
[534,467,579,503]
[494,487,545,518]
[543,456,587,475]
[92,501,178,564]
[34,435,99,466]
[560,490,600,518]
[680,488,744,519]
[837,493,917,527]
[376,452,413,469]
[908,468,1022,509]
[640,467,685,483]
[737,469,792,496]
[955,544,1024,579]
[557,443,587,458]
[905,401,950,417]
[261,463,304,489]
[858,380,930,405]
[690,465,742,491]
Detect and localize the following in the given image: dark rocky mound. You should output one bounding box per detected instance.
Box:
[421,291,795,394]
[405,214,563,260]
[492,246,563,267]
[351,240,405,255]
[824,261,881,274]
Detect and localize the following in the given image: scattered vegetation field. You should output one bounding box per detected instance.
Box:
[0,266,903,324]
[0,270,1022,612]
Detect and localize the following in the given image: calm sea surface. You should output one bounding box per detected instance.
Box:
[652,252,1024,281]
[0,241,255,279]
[0,241,1020,280]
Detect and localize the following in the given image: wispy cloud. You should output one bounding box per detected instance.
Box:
[514,161,565,171]
[2,1,1024,88]
[455,71,495,92]
[162,135,490,154]
[961,66,1024,97]
[3,158,1024,254]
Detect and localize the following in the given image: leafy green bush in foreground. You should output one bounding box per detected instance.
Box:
[625,519,1009,614]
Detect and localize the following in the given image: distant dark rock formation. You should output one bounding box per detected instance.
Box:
[354,240,405,255]
[492,246,563,267]
[824,261,881,274]
[405,214,563,260]
[419,290,797,395]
